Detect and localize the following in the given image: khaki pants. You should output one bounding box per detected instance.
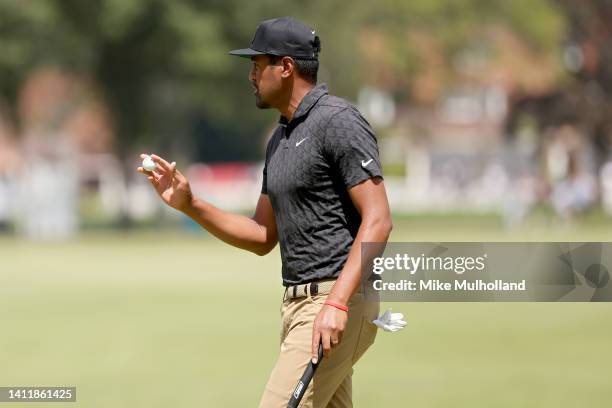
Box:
[259,286,379,408]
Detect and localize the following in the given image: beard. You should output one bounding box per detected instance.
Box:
[254,91,271,109]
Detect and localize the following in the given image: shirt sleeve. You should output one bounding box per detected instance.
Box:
[323,106,383,188]
[261,163,268,194]
[261,138,272,194]
[261,127,282,195]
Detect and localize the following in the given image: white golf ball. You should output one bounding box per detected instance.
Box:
[142,155,157,172]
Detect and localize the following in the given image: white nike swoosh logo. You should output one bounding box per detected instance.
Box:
[296,138,308,147]
[361,159,373,167]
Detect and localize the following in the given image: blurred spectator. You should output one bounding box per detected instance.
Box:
[12,68,116,239]
[0,102,20,230]
[550,152,597,219]
[599,161,612,215]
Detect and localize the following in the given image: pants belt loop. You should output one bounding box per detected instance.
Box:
[292,286,297,299]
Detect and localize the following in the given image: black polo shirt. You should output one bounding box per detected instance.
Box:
[262,83,383,286]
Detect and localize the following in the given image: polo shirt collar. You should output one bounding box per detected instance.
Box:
[278,83,328,126]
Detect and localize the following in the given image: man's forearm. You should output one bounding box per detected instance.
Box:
[183,197,275,255]
[327,216,392,305]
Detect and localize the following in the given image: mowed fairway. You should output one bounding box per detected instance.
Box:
[1,216,612,407]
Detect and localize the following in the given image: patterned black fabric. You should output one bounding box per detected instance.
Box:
[262,83,383,286]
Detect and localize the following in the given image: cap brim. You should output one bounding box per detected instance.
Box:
[228,48,266,58]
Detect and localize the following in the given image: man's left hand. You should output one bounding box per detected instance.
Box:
[311,304,348,363]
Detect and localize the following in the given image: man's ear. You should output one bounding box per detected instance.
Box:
[280,56,294,79]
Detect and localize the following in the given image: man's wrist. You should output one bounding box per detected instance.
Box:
[324,300,349,313]
[326,294,350,306]
[326,286,352,306]
[181,195,199,216]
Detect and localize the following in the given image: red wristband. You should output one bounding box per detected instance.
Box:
[324,300,349,313]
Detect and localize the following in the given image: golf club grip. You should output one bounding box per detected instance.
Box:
[287,343,324,408]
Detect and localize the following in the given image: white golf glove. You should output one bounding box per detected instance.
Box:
[372,309,407,332]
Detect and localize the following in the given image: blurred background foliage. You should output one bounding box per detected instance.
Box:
[0,0,566,162]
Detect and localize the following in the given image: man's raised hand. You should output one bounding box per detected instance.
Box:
[137,154,193,212]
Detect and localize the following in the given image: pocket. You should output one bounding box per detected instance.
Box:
[308,293,328,306]
[310,290,364,304]
[352,315,378,364]
[347,291,365,308]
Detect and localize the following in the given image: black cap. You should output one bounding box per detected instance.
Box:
[229,16,320,60]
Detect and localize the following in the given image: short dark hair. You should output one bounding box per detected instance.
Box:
[293,58,319,84]
[269,56,319,84]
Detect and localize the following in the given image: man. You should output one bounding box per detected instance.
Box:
[137,16,392,408]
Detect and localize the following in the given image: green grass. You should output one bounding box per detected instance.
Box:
[1,217,612,407]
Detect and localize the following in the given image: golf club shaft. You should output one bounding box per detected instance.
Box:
[287,343,324,408]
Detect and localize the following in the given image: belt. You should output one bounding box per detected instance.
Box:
[284,279,336,301]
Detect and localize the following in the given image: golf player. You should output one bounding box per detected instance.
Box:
[138,16,392,407]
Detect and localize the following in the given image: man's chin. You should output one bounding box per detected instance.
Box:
[254,94,272,109]
[255,100,272,109]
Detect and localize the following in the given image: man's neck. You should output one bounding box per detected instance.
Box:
[279,83,315,122]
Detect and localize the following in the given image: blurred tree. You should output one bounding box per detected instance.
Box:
[0,0,564,161]
[505,0,612,164]
[0,0,275,161]
[308,0,563,103]
[556,0,612,155]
